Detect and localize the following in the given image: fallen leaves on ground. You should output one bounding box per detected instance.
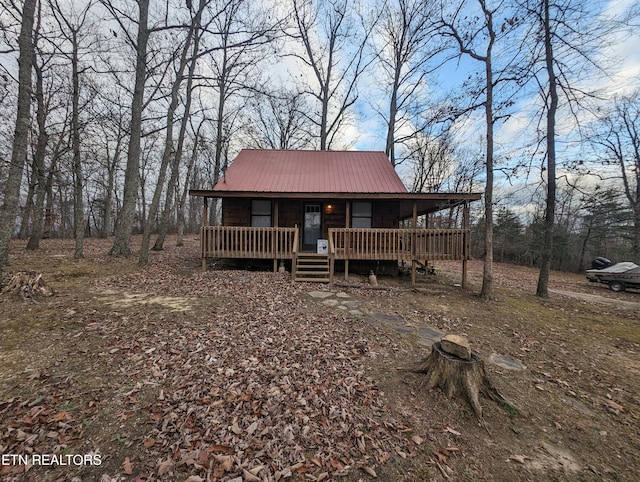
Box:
[2,258,413,481]
[108,270,413,480]
[3,237,640,481]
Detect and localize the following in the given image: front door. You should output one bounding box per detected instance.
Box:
[303,203,322,251]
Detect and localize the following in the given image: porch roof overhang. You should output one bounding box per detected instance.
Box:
[188,189,482,219]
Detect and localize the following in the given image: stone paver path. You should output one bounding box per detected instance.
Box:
[307,289,526,371]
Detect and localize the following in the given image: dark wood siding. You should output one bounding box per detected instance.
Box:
[323,201,346,236]
[372,201,400,228]
[221,198,251,226]
[278,201,301,228]
[221,198,401,229]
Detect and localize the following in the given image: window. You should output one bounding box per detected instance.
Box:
[352,201,372,228]
[251,200,271,227]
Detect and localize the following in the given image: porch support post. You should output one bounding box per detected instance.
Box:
[202,197,209,270]
[411,202,417,286]
[273,201,279,272]
[462,200,470,289]
[344,201,350,280]
[329,240,335,284]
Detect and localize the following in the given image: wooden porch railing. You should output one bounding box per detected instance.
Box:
[200,226,468,262]
[328,228,469,261]
[201,226,298,259]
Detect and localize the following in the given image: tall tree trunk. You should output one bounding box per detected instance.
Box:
[28,126,65,249]
[536,0,558,297]
[101,133,122,238]
[214,70,227,193]
[71,30,85,258]
[176,134,199,246]
[438,0,496,299]
[385,60,401,166]
[18,165,37,239]
[22,53,48,244]
[139,45,192,263]
[153,1,204,252]
[0,0,37,269]
[320,81,329,150]
[479,81,494,298]
[110,0,150,256]
[479,3,495,300]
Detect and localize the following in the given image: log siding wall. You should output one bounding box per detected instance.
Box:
[221,198,400,231]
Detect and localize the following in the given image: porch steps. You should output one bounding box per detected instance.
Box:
[294,253,331,283]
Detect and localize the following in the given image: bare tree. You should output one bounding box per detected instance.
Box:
[24,58,59,248]
[289,0,374,150]
[20,0,49,243]
[175,118,204,246]
[0,0,37,269]
[245,89,316,150]
[407,131,453,192]
[139,0,207,264]
[436,0,501,299]
[373,0,443,166]
[592,92,640,260]
[91,97,127,238]
[576,186,627,271]
[513,0,605,296]
[150,0,279,251]
[48,0,96,258]
[531,0,559,296]
[151,0,229,252]
[101,0,150,256]
[208,0,277,188]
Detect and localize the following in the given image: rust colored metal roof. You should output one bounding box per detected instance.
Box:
[213,149,408,194]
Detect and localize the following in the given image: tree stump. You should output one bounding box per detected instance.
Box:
[1,271,55,301]
[413,339,516,419]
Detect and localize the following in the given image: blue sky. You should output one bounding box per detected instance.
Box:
[343,0,640,204]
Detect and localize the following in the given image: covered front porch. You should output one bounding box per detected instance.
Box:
[200,225,470,285]
[192,192,481,287]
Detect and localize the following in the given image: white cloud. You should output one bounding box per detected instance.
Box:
[602,0,636,18]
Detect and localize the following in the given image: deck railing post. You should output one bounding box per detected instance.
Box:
[462,201,470,289]
[273,227,277,272]
[202,198,209,270]
[328,229,335,283]
[291,227,299,283]
[411,202,418,286]
[344,233,350,280]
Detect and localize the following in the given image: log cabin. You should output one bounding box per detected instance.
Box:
[189,149,481,285]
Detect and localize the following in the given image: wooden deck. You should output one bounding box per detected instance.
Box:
[200,226,470,285]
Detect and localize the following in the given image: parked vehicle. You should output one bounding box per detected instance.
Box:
[586,259,640,292]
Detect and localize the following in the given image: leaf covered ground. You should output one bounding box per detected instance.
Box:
[1,236,639,482]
